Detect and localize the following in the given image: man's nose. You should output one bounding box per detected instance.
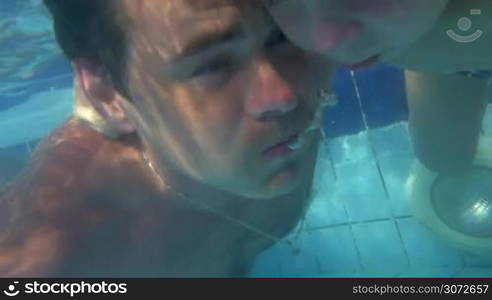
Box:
[245,57,297,120]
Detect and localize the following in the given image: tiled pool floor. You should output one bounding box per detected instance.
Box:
[249,119,492,278]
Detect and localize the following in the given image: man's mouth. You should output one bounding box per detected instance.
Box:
[262,135,299,158]
[262,93,326,158]
[262,124,320,159]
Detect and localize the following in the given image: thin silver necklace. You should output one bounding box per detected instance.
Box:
[142,151,308,255]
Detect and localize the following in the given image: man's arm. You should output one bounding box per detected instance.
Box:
[405,70,488,173]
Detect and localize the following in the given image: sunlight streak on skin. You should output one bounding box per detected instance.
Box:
[127,60,201,181]
[169,87,221,164]
[160,4,186,56]
[125,3,244,183]
[0,227,61,277]
[126,1,176,63]
[146,81,202,179]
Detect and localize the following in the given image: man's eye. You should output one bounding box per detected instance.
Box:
[192,59,232,77]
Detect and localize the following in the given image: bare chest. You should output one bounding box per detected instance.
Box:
[60,188,308,277]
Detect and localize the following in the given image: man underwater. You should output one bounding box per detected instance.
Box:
[0,0,334,276]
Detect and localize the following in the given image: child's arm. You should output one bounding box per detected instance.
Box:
[405,70,488,173]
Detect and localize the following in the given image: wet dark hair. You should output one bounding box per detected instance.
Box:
[43,0,130,97]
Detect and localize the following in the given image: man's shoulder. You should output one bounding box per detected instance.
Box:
[0,119,161,276]
[31,118,145,182]
[0,118,144,211]
[36,118,110,165]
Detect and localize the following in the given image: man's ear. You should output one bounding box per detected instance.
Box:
[73,58,135,136]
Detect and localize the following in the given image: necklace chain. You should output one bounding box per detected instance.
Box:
[142,152,307,255]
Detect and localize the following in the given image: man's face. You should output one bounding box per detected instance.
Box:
[119,0,334,199]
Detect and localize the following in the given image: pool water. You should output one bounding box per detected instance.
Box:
[250,119,492,277]
[1,0,492,278]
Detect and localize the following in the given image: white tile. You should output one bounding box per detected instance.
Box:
[252,118,491,278]
[305,197,348,229]
[482,104,492,135]
[312,226,360,274]
[369,122,413,158]
[323,130,394,222]
[377,152,414,217]
[397,218,465,269]
[369,123,415,217]
[314,139,337,181]
[335,160,392,222]
[328,132,372,164]
[280,226,360,276]
[306,142,346,228]
[352,220,409,273]
[307,163,347,228]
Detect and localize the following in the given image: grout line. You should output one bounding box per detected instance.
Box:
[325,140,338,181]
[306,215,414,232]
[373,157,391,199]
[395,215,414,219]
[360,217,395,224]
[306,222,351,232]
[343,205,364,271]
[349,71,391,200]
[393,219,411,267]
[350,71,412,268]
